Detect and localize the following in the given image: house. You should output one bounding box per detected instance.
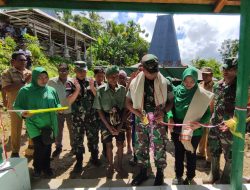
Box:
[1,9,95,61]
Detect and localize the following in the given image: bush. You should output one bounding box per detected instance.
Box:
[0,34,95,78]
[0,37,16,73]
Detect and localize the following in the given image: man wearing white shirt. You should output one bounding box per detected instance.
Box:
[48,63,73,157]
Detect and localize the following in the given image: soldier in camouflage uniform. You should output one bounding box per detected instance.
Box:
[205,57,238,184]
[66,61,101,172]
[126,54,174,186]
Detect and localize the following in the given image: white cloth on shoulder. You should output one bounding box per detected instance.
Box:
[129,72,168,111]
[180,86,214,153]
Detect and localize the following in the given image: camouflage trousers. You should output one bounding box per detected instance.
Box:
[85,119,100,153]
[72,113,100,155]
[135,122,167,169]
[208,127,233,161]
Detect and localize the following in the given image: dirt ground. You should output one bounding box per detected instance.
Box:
[2,112,250,186]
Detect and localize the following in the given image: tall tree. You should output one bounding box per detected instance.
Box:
[91,20,149,66]
[218,39,239,60]
[57,10,73,24]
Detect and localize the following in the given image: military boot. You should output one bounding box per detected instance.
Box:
[131,167,148,186]
[220,160,231,184]
[90,150,101,167]
[73,154,83,172]
[154,168,164,186]
[203,157,220,184]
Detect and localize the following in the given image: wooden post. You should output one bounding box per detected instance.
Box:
[64,29,70,58]
[89,41,93,66]
[231,0,250,189]
[83,40,87,61]
[75,35,81,61]
[49,29,52,43]
[33,23,37,36]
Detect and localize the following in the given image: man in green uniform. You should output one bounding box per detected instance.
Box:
[93,65,127,178]
[126,54,174,186]
[205,57,238,184]
[66,61,100,172]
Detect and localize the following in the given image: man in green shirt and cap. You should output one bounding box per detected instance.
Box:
[93,65,127,178]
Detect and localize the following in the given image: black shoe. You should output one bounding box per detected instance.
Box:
[33,170,41,179]
[128,156,137,166]
[183,177,193,185]
[52,148,62,157]
[10,152,20,158]
[73,161,83,173]
[131,168,148,186]
[90,151,102,167]
[154,168,164,186]
[43,168,54,178]
[172,177,184,185]
[91,158,102,167]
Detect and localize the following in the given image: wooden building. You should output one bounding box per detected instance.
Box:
[2,9,95,61]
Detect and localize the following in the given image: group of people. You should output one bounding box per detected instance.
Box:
[1,51,250,186]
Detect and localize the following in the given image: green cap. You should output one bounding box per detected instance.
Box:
[222,57,238,69]
[74,61,87,71]
[141,54,159,73]
[106,65,119,77]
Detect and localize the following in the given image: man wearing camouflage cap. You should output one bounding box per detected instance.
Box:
[93,65,127,178]
[66,61,101,172]
[126,54,174,186]
[204,57,238,184]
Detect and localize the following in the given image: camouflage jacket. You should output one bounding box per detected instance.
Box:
[211,78,236,125]
[66,78,97,121]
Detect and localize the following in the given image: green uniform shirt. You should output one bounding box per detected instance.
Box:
[144,78,156,113]
[93,83,126,113]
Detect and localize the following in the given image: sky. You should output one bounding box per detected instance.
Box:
[97,12,240,64]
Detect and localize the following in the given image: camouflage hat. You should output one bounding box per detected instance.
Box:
[94,67,105,75]
[201,67,213,74]
[222,57,238,70]
[141,54,159,73]
[106,65,119,77]
[74,61,87,71]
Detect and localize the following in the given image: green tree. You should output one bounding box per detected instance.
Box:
[56,11,149,66]
[0,36,17,72]
[192,58,222,79]
[218,39,239,60]
[91,20,149,66]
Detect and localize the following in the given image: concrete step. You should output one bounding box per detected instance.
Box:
[31,178,203,189]
[32,181,250,190]
[32,183,250,190]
